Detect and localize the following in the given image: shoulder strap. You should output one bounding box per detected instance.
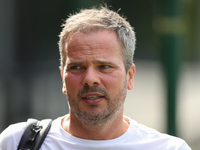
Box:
[17,118,52,150]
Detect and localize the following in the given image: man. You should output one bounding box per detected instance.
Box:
[0,6,191,150]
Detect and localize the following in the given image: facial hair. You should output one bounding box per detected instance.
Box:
[67,77,127,126]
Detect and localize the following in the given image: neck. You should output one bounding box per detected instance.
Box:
[61,110,129,140]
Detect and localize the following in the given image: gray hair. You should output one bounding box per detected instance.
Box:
[58,6,136,73]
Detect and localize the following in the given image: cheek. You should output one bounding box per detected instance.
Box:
[102,73,126,92]
[65,74,81,92]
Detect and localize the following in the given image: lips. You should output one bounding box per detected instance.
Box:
[83,95,104,100]
[82,93,105,105]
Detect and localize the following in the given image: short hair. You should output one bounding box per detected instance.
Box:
[58,6,136,73]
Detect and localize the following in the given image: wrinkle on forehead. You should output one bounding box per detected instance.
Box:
[64,30,124,69]
[66,30,122,51]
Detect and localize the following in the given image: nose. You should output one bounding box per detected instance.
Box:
[82,67,100,87]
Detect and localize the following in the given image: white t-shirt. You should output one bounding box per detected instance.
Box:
[0,115,191,150]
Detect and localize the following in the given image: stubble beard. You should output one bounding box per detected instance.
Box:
[67,79,127,126]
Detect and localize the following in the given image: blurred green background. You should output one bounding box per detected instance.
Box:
[0,0,199,149]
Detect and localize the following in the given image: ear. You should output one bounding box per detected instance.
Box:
[60,68,66,94]
[127,64,135,90]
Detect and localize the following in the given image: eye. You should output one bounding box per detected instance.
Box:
[99,65,110,69]
[70,66,81,70]
[98,65,114,73]
[68,65,85,74]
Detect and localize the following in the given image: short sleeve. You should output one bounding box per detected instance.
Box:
[0,122,26,150]
[179,141,192,150]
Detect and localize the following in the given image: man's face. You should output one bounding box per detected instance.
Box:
[61,30,135,126]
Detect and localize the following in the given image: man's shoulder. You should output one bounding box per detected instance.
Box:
[0,122,27,150]
[128,117,191,150]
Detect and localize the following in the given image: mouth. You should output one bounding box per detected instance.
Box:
[83,95,105,100]
[81,93,105,105]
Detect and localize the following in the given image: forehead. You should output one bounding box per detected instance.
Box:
[65,30,123,60]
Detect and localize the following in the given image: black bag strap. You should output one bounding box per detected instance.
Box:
[17,118,52,150]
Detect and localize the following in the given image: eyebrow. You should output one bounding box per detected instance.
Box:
[67,60,117,67]
[67,62,83,66]
[66,62,84,68]
[93,60,117,66]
